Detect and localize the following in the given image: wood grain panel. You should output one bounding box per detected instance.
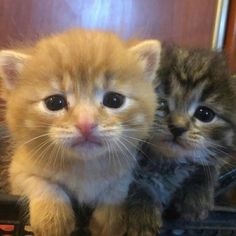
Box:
[0,0,217,49]
[224,0,236,72]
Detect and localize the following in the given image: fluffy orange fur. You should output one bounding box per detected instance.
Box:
[0,29,161,236]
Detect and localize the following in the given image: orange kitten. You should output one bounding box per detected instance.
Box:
[0,29,161,236]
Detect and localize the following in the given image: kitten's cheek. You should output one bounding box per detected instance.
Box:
[225,132,234,146]
[24,119,36,128]
[135,114,145,124]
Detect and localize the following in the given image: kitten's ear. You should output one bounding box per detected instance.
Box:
[129,40,162,84]
[0,50,29,93]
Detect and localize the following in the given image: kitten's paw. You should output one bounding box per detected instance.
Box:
[90,205,126,236]
[125,205,162,236]
[181,207,209,221]
[30,199,75,236]
[126,227,159,236]
[173,196,212,221]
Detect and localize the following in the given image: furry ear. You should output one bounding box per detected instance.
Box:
[0,50,29,92]
[129,40,162,83]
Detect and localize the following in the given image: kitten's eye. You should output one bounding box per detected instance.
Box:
[103,92,125,109]
[156,99,169,117]
[44,94,67,111]
[194,106,215,122]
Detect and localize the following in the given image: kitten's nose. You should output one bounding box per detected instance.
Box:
[168,124,187,137]
[75,121,97,137]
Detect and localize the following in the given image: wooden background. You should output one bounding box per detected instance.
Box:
[0,0,218,49]
[2,1,236,76]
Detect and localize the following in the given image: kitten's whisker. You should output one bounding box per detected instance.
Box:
[53,142,64,169]
[34,121,53,126]
[203,140,233,160]
[212,155,233,166]
[103,138,113,168]
[15,125,51,128]
[34,140,55,166]
[208,145,232,159]
[121,122,160,129]
[106,137,126,171]
[205,147,233,167]
[201,159,212,183]
[114,139,134,171]
[53,140,63,169]
[120,134,159,150]
[114,139,129,170]
[55,140,64,170]
[0,134,11,139]
[29,139,53,161]
[27,140,53,167]
[206,142,231,152]
[122,115,148,123]
[104,126,152,132]
[116,138,137,165]
[20,133,50,147]
[60,141,66,169]
[119,136,154,166]
[112,139,126,171]
[203,139,229,150]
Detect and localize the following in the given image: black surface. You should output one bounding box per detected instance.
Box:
[1,169,236,236]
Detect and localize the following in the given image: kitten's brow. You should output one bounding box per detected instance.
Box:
[103,71,113,89]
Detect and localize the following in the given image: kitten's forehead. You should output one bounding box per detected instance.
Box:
[173,48,212,83]
[158,46,232,110]
[159,46,227,88]
[164,76,228,113]
[161,75,207,111]
[48,71,108,96]
[47,69,134,102]
[25,30,144,95]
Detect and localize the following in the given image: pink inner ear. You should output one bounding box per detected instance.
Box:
[142,51,157,73]
[4,62,18,78]
[2,56,20,87]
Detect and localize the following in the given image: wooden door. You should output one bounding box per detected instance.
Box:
[0,0,218,48]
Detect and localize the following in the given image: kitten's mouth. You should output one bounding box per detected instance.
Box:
[71,136,103,148]
[161,138,191,150]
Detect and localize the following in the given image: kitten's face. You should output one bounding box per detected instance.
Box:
[0,30,160,162]
[153,47,236,163]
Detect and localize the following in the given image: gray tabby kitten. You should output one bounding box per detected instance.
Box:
[125,45,236,235]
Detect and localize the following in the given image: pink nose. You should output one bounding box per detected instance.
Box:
[75,121,97,137]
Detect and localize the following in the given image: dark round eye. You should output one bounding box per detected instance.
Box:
[156,99,169,117]
[103,92,125,109]
[194,106,215,122]
[44,94,67,111]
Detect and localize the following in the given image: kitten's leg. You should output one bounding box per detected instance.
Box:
[167,165,218,221]
[89,205,126,236]
[125,181,162,236]
[10,172,75,236]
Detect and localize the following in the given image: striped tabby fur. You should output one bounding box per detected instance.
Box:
[125,45,236,236]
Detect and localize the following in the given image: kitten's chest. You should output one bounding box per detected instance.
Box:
[138,158,197,204]
[54,161,133,205]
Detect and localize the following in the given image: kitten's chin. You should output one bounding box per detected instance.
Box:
[68,141,106,160]
[156,140,210,164]
[155,141,187,159]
